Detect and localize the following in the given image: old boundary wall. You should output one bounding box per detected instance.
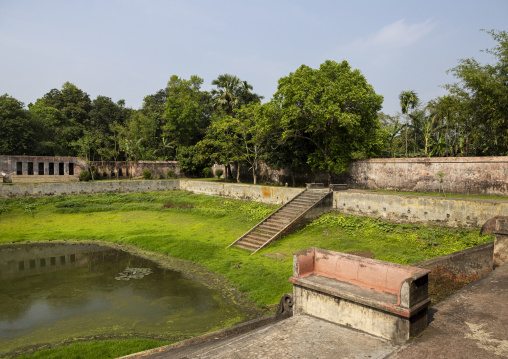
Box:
[178,180,303,205]
[0,180,303,206]
[333,190,508,228]
[340,157,508,196]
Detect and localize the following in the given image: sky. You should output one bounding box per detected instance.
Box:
[1,0,507,116]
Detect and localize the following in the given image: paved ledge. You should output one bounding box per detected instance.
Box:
[387,262,508,359]
[139,315,397,359]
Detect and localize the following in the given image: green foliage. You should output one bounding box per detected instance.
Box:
[272,60,384,181]
[79,170,91,182]
[12,339,172,359]
[0,94,37,155]
[201,167,211,178]
[444,29,508,155]
[163,75,211,153]
[167,170,176,178]
[215,168,224,178]
[142,170,151,179]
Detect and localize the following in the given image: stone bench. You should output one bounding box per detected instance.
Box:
[289,247,431,343]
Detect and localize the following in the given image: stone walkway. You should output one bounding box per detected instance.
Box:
[139,315,397,359]
[387,262,508,359]
[123,263,508,359]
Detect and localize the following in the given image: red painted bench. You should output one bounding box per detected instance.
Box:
[289,247,430,343]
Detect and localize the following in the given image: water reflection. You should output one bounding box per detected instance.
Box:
[0,243,244,356]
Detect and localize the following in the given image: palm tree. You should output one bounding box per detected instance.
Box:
[211,74,241,115]
[399,90,419,157]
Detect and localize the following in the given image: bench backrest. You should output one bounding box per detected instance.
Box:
[293,248,429,304]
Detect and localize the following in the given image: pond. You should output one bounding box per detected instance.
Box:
[0,242,249,357]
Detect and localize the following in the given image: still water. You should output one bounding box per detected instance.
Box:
[0,243,245,356]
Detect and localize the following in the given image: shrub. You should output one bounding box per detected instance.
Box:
[167,170,176,179]
[79,170,91,182]
[142,170,151,180]
[202,168,211,178]
[215,169,223,178]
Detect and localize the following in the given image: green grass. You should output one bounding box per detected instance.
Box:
[368,189,508,201]
[12,339,172,359]
[0,190,494,358]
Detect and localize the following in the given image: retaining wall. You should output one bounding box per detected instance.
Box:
[0,180,179,198]
[179,180,303,205]
[0,180,303,206]
[333,190,508,228]
[416,242,494,275]
[340,157,508,196]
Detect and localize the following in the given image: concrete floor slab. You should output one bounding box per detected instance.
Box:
[142,315,397,359]
[387,263,508,359]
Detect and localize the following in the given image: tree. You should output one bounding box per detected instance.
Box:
[40,82,92,128]
[398,90,419,157]
[0,94,36,155]
[210,75,262,116]
[211,74,241,115]
[444,29,508,155]
[272,60,384,183]
[163,75,211,155]
[28,101,79,156]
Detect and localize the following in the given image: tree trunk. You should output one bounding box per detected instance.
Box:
[236,161,241,183]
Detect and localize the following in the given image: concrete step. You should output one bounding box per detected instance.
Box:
[235,242,257,251]
[261,222,285,231]
[256,226,279,235]
[242,236,265,246]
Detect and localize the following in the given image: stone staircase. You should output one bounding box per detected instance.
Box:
[229,189,332,254]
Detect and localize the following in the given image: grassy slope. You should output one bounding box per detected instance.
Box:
[0,190,494,358]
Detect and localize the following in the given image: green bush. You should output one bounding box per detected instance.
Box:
[202,168,211,178]
[79,170,91,182]
[167,170,176,179]
[215,169,223,178]
[142,170,151,180]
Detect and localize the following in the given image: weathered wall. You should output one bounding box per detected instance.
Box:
[0,155,86,182]
[0,180,179,198]
[415,242,494,275]
[179,180,303,205]
[333,190,508,228]
[0,180,302,205]
[89,161,180,180]
[339,157,508,196]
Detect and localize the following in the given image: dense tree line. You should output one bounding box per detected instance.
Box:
[383,29,508,158]
[1,29,506,182]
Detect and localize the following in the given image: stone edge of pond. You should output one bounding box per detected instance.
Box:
[0,239,269,321]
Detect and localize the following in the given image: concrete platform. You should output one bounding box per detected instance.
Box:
[139,315,397,359]
[124,263,508,359]
[387,262,508,359]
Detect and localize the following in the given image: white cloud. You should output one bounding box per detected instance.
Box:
[341,19,437,54]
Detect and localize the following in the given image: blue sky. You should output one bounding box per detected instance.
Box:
[1,0,507,116]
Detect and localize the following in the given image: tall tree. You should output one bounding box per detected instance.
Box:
[0,94,36,155]
[445,29,508,155]
[163,75,211,156]
[41,82,92,128]
[398,90,419,157]
[272,60,384,183]
[211,74,242,115]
